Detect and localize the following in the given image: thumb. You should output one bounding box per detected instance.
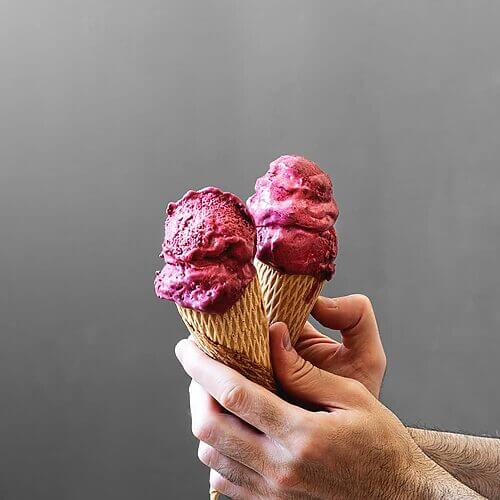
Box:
[269,322,365,410]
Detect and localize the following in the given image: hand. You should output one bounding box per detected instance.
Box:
[175,334,476,499]
[295,294,386,397]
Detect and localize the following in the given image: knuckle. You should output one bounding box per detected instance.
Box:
[290,357,316,385]
[291,412,310,434]
[211,469,247,498]
[192,419,216,443]
[218,465,242,486]
[349,377,364,391]
[293,436,318,462]
[371,351,387,373]
[197,443,214,466]
[220,383,247,413]
[347,377,367,396]
[188,380,196,393]
[211,472,229,492]
[290,420,323,461]
[349,378,372,403]
[287,412,312,444]
[353,293,372,311]
[273,464,301,489]
[380,351,387,369]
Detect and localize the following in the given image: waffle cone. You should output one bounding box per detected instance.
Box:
[176,276,275,392]
[255,260,324,346]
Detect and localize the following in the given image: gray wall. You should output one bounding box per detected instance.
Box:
[1,1,499,499]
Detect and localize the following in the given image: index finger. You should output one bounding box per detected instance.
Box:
[175,338,302,440]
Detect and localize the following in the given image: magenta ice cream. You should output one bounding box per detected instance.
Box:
[247,155,339,280]
[154,187,257,314]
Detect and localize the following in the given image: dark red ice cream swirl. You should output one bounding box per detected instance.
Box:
[247,155,339,280]
[154,187,256,314]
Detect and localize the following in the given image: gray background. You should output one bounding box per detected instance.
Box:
[1,1,499,499]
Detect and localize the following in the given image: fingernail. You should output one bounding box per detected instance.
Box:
[282,329,292,351]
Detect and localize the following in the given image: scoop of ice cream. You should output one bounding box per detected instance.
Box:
[247,155,339,280]
[256,226,337,279]
[154,187,257,314]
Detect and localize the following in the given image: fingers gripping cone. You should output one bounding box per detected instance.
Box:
[255,260,323,346]
[177,276,275,500]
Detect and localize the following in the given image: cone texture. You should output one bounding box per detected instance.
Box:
[255,259,324,346]
[177,276,275,392]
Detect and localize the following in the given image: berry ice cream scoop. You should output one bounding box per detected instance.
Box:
[247,154,339,280]
[155,187,257,314]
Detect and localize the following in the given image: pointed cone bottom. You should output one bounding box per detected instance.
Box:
[176,276,275,393]
[255,259,324,346]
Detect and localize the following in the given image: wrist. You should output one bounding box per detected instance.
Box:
[387,430,483,500]
[403,451,484,499]
[363,427,438,499]
[408,427,500,499]
[395,445,441,499]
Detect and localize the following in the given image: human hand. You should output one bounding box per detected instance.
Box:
[292,294,385,397]
[175,334,476,499]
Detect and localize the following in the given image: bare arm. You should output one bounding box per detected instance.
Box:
[409,428,500,499]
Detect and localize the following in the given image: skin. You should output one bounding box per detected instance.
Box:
[292,295,386,398]
[408,429,500,499]
[284,296,500,498]
[175,295,492,499]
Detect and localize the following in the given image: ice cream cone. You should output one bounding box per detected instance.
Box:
[255,259,323,346]
[247,156,339,347]
[155,188,277,499]
[177,275,275,392]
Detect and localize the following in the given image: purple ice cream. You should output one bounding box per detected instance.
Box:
[154,187,257,314]
[247,155,339,280]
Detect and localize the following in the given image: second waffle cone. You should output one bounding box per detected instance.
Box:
[255,259,324,346]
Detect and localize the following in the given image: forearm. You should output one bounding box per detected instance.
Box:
[410,458,485,499]
[409,428,500,499]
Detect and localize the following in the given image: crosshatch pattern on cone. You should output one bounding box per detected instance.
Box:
[256,259,324,346]
[177,276,275,392]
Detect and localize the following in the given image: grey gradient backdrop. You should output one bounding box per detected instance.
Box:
[1,1,499,499]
